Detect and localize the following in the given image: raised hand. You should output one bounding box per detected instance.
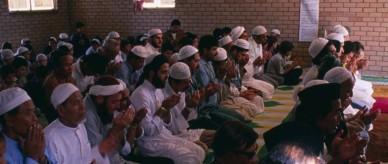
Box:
[133,108,147,124]
[161,94,181,110]
[22,123,45,161]
[113,109,135,130]
[186,90,201,108]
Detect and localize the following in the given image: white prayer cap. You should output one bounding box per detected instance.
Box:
[106,31,121,40]
[0,87,31,116]
[214,48,228,62]
[59,33,69,40]
[140,33,149,42]
[169,62,191,80]
[49,36,57,42]
[327,33,345,43]
[1,49,14,60]
[131,46,149,58]
[218,35,233,47]
[324,67,354,84]
[20,38,30,45]
[333,25,349,36]
[35,53,47,62]
[91,38,101,45]
[308,38,329,59]
[16,47,29,55]
[271,29,281,35]
[304,80,329,89]
[170,53,179,62]
[148,29,163,37]
[57,41,74,50]
[177,45,198,61]
[251,26,267,36]
[89,80,124,96]
[233,39,250,50]
[230,26,246,41]
[51,83,80,109]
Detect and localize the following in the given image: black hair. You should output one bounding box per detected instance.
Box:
[51,46,71,69]
[1,65,16,79]
[12,57,28,69]
[212,121,259,157]
[265,35,279,51]
[328,40,341,53]
[222,27,232,35]
[352,41,364,54]
[277,41,294,55]
[161,42,175,54]
[81,53,110,75]
[199,35,218,54]
[139,55,169,84]
[171,19,181,26]
[0,106,20,128]
[213,28,223,40]
[343,41,353,54]
[317,56,342,79]
[120,39,131,49]
[2,42,12,50]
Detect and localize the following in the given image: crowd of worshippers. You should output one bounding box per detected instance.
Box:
[0,19,381,164]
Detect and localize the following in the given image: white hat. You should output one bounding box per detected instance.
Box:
[219,35,233,47]
[0,87,31,116]
[57,41,74,50]
[214,48,228,62]
[233,39,250,50]
[148,29,163,37]
[271,29,281,35]
[304,80,329,89]
[251,26,267,36]
[91,38,101,45]
[230,26,246,41]
[35,53,47,62]
[106,31,121,40]
[20,38,30,45]
[59,33,69,40]
[327,33,345,43]
[51,83,80,109]
[169,62,191,80]
[324,67,354,84]
[131,46,149,58]
[16,47,29,55]
[308,38,329,58]
[333,25,349,36]
[140,33,149,42]
[1,49,14,60]
[49,36,57,42]
[177,45,198,61]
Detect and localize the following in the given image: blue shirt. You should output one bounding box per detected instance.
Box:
[196,59,218,109]
[3,133,57,164]
[116,62,143,92]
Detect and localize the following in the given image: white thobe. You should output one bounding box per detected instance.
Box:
[72,59,95,93]
[302,65,319,85]
[155,83,204,142]
[242,63,275,99]
[44,119,109,164]
[130,80,205,164]
[248,37,264,76]
[144,43,160,64]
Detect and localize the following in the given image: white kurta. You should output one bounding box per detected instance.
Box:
[248,37,264,76]
[352,71,375,109]
[44,119,109,164]
[155,83,204,142]
[302,65,319,86]
[242,63,275,99]
[72,59,95,93]
[130,80,205,164]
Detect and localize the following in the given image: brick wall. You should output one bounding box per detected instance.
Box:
[72,0,388,77]
[0,0,70,53]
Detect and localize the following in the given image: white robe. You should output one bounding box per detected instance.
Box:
[144,43,160,64]
[72,59,95,93]
[130,80,205,164]
[302,65,318,86]
[248,37,264,76]
[155,83,204,142]
[352,71,375,109]
[44,119,109,164]
[242,63,275,99]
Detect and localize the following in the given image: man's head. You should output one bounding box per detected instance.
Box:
[218,35,233,51]
[231,39,250,66]
[170,19,181,33]
[80,53,109,76]
[333,24,350,41]
[161,42,175,60]
[261,143,322,164]
[231,26,249,41]
[0,88,38,138]
[213,48,232,79]
[89,76,124,125]
[48,36,57,47]
[324,67,355,109]
[12,57,29,79]
[90,38,101,49]
[128,46,148,70]
[177,45,200,73]
[51,83,85,127]
[102,38,121,60]
[16,47,31,61]
[120,39,133,55]
[1,49,14,65]
[251,26,268,44]
[277,41,294,57]
[36,54,48,66]
[309,38,333,65]
[52,47,74,77]
[199,35,219,61]
[296,83,342,134]
[168,62,192,92]
[212,121,259,164]
[142,55,170,89]
[75,21,85,32]
[148,29,163,49]
[1,65,17,86]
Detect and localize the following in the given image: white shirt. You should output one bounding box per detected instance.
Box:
[144,43,160,64]
[72,59,95,93]
[44,119,109,164]
[248,37,264,75]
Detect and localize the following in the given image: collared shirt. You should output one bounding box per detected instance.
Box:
[3,133,57,164]
[44,119,109,164]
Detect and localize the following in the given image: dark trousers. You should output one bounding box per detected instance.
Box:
[284,68,303,85]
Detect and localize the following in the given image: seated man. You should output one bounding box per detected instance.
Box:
[212,121,259,164]
[45,83,114,163]
[0,87,56,163]
[130,55,205,164]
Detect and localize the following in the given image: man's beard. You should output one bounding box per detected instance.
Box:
[96,102,114,125]
[152,76,166,89]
